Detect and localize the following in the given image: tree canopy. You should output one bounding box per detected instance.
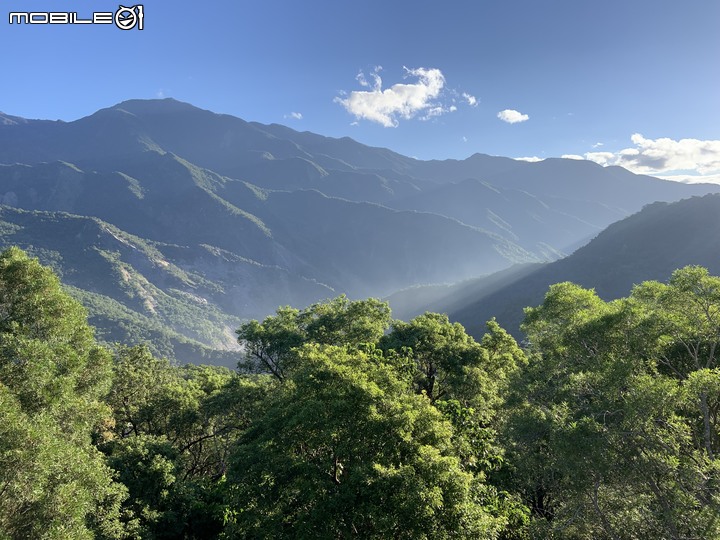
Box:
[3,246,719,539]
[502,267,720,539]
[0,247,125,539]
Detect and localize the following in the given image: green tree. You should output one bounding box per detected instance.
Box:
[224,344,506,539]
[237,295,391,380]
[0,247,126,539]
[503,271,720,539]
[632,266,720,456]
[103,345,266,539]
[233,299,528,538]
[379,313,487,404]
[380,315,525,485]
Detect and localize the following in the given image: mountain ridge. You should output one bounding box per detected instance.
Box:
[1,98,717,364]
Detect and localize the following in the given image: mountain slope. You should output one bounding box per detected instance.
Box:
[0,205,338,364]
[388,178,606,256]
[444,194,720,338]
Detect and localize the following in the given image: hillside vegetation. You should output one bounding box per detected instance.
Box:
[2,246,719,539]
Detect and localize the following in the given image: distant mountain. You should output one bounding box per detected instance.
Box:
[385,263,542,323]
[418,194,720,339]
[0,154,528,294]
[0,98,716,363]
[387,178,604,256]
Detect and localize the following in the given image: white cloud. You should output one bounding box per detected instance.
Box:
[618,133,720,175]
[335,66,453,127]
[561,154,585,160]
[356,66,382,89]
[284,112,303,120]
[515,156,545,162]
[422,106,445,119]
[462,92,478,107]
[498,109,529,124]
[462,136,468,143]
[573,134,720,183]
[583,151,615,166]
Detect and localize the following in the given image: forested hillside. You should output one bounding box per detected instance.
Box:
[2,247,718,539]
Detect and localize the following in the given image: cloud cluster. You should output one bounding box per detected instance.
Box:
[336,67,467,127]
[497,109,529,124]
[574,134,720,183]
[462,92,478,107]
[284,112,303,120]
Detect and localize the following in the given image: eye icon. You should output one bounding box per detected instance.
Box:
[115,5,144,30]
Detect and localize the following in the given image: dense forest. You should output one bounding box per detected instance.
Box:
[1,245,719,539]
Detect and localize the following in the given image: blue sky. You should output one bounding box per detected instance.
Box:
[2,0,719,181]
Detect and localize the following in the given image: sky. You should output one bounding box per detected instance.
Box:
[2,0,719,182]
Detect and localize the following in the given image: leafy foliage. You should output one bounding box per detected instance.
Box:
[232,299,526,538]
[501,267,720,538]
[0,247,125,538]
[224,344,505,539]
[101,345,264,538]
[237,295,392,380]
[6,244,720,539]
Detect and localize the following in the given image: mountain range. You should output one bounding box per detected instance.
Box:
[0,98,716,364]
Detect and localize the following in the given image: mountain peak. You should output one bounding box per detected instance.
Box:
[108,98,210,117]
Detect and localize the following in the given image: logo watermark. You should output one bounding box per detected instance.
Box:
[9,5,144,30]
